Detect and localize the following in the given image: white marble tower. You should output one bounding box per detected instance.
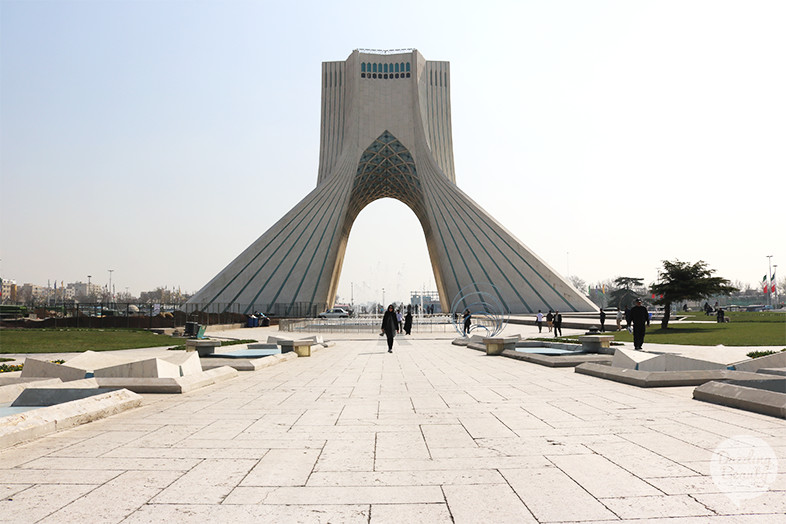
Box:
[186,49,596,315]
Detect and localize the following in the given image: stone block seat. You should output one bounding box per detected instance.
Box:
[482,335,521,355]
[278,339,314,357]
[186,339,222,357]
[267,335,320,357]
[578,335,615,354]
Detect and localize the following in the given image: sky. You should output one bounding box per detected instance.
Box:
[1,0,784,306]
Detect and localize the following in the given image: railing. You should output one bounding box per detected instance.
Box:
[280,314,454,334]
[0,302,190,329]
[180,302,328,318]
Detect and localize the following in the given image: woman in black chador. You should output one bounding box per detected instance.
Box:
[381,304,399,353]
[404,307,413,335]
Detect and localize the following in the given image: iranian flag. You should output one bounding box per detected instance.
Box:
[762,275,769,293]
[771,271,777,293]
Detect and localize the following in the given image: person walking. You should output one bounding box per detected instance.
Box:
[630,298,650,350]
[553,310,562,337]
[546,310,554,332]
[462,308,472,337]
[536,310,543,333]
[616,309,622,331]
[396,309,403,334]
[404,307,413,335]
[599,308,606,332]
[381,304,399,353]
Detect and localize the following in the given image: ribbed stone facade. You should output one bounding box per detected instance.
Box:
[187,49,596,315]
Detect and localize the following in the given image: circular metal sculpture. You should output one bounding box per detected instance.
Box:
[450,283,510,338]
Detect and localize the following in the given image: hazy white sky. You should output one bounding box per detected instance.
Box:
[1,0,783,305]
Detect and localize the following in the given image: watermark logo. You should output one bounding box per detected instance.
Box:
[711,435,778,506]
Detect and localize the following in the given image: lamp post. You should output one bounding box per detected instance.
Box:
[108,269,114,305]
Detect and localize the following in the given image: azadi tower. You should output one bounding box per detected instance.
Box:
[187,49,596,316]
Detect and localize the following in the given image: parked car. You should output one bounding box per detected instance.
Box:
[318,308,349,318]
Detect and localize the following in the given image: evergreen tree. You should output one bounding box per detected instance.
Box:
[608,277,645,310]
[651,260,737,328]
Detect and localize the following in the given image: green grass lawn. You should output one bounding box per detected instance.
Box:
[596,310,786,346]
[676,311,785,323]
[0,329,180,354]
[603,322,785,347]
[535,311,786,347]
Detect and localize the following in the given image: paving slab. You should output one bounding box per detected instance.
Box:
[1,332,784,522]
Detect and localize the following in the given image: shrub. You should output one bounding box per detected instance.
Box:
[746,348,786,359]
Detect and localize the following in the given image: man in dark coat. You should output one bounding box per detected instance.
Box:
[630,298,650,350]
[599,308,606,332]
[553,311,562,337]
[381,304,399,353]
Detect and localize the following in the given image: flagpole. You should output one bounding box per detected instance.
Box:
[766,255,773,307]
[773,264,779,307]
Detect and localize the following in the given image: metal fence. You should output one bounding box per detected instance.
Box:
[0,302,190,329]
[179,302,328,318]
[279,314,455,334]
[1,302,249,329]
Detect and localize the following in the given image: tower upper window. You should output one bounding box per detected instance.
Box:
[359,59,412,79]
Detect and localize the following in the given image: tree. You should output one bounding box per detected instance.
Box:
[568,275,587,294]
[608,277,645,310]
[651,259,737,328]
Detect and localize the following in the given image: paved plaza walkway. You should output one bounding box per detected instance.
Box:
[1,331,784,523]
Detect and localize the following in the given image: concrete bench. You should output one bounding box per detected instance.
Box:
[483,335,520,355]
[186,339,222,357]
[579,335,614,354]
[278,339,313,357]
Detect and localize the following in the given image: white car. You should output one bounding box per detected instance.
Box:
[318,308,350,318]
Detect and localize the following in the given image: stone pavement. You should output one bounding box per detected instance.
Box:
[1,332,784,523]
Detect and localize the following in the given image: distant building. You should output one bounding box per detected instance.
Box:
[69,281,102,298]
[1,278,17,303]
[18,283,47,303]
[410,291,441,313]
